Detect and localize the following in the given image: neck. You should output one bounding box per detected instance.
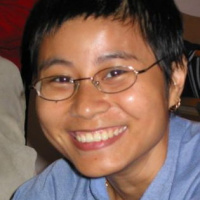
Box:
[106,132,168,200]
[106,171,154,200]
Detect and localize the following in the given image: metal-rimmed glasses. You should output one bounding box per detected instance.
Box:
[32,59,163,101]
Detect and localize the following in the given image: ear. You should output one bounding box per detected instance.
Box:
[168,56,187,110]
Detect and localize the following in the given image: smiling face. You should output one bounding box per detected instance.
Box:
[36,16,172,177]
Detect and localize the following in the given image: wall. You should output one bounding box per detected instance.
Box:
[183,13,200,44]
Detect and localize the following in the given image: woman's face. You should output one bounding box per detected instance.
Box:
[36,17,172,177]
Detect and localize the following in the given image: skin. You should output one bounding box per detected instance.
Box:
[36,17,186,199]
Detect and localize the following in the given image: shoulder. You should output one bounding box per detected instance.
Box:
[170,115,200,142]
[13,159,107,200]
[12,159,85,199]
[171,115,200,160]
[170,116,200,199]
[176,116,200,148]
[0,56,18,71]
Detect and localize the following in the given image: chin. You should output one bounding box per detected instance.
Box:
[73,160,122,178]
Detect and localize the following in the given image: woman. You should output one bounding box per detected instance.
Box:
[13,0,200,199]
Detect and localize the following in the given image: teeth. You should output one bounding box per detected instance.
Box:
[93,132,101,142]
[101,131,108,141]
[108,130,113,138]
[75,126,126,143]
[86,133,93,142]
[114,129,119,136]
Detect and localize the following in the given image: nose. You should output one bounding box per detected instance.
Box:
[69,81,110,119]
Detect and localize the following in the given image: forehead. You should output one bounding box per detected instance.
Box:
[38,16,154,72]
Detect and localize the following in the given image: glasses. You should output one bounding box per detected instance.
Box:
[32,59,162,101]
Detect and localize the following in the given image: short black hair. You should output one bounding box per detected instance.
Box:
[21,0,184,87]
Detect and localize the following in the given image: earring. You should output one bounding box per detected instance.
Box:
[169,98,181,112]
[172,80,177,86]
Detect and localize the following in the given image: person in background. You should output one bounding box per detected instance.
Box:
[12,0,200,199]
[0,56,36,200]
[0,1,37,199]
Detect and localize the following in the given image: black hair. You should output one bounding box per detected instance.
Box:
[21,0,184,88]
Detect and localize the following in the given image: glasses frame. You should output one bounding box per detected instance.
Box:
[32,58,163,101]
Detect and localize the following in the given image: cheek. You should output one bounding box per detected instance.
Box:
[36,98,72,156]
[36,96,69,123]
[116,90,167,118]
[35,98,63,140]
[113,73,169,123]
[117,80,169,148]
[36,100,55,127]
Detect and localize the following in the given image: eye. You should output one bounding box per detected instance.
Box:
[50,76,73,84]
[105,68,128,79]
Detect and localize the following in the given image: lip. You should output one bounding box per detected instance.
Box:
[69,126,127,151]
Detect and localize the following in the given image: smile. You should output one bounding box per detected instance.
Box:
[74,126,127,143]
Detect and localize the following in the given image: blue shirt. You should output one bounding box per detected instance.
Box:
[12,115,200,200]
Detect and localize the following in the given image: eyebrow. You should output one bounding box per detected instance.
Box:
[38,51,138,70]
[38,58,73,70]
[96,51,138,64]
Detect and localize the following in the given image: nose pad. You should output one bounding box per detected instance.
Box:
[69,81,110,119]
[72,81,80,97]
[92,80,101,90]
